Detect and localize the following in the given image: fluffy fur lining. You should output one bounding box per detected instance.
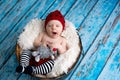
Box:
[18,19,81,77]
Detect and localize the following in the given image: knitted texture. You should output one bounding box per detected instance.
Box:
[45,10,65,30]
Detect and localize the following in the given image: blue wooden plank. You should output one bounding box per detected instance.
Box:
[78,0,119,55]
[0,0,37,43]
[18,74,40,80]
[60,0,76,15]
[97,34,120,80]
[70,1,120,80]
[0,0,18,21]
[65,0,98,29]
[41,0,68,19]
[0,0,38,68]
[0,53,19,80]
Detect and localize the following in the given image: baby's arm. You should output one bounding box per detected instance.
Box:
[33,33,43,48]
[57,39,69,54]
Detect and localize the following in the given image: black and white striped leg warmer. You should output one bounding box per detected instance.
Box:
[32,60,55,75]
[20,50,31,67]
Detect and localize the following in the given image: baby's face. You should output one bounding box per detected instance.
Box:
[46,20,63,38]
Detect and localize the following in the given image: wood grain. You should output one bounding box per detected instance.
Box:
[70,1,120,80]
[98,35,120,80]
[0,0,18,21]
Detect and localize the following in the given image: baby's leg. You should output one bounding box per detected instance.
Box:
[20,50,31,67]
[25,60,55,75]
[16,50,31,73]
[33,60,54,74]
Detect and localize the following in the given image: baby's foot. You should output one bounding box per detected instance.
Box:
[24,66,33,75]
[16,65,25,73]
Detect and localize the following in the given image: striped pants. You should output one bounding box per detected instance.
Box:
[20,50,54,75]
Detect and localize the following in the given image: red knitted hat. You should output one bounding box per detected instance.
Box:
[45,10,65,30]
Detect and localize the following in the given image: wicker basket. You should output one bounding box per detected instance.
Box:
[15,19,83,79]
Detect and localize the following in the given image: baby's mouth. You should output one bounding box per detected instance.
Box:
[52,32,57,35]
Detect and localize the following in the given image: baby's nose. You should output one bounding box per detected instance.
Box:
[52,25,56,29]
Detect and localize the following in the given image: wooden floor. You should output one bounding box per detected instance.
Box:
[0,0,120,80]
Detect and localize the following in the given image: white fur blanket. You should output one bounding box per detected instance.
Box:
[18,19,81,78]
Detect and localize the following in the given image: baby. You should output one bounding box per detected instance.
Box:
[16,10,69,75]
[34,15,68,54]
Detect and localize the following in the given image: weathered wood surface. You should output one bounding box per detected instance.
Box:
[0,0,120,80]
